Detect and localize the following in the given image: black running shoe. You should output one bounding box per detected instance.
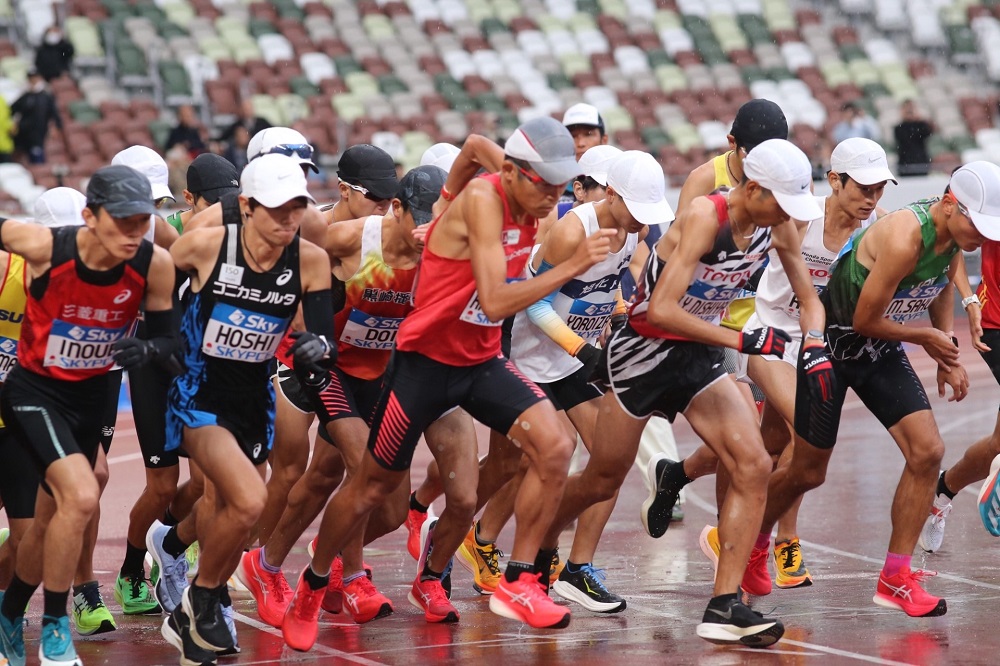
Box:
[162,606,218,666]
[641,455,686,538]
[696,594,785,648]
[552,563,626,613]
[182,585,234,653]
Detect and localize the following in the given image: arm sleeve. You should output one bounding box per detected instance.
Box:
[613,287,628,316]
[301,289,336,341]
[524,260,587,356]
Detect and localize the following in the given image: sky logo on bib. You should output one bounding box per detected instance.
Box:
[44,320,127,370]
[340,308,404,349]
[0,338,15,354]
[228,309,246,325]
[203,303,288,362]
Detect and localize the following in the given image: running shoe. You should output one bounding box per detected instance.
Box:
[773,538,813,589]
[161,605,217,666]
[641,454,683,538]
[71,582,116,635]
[186,542,201,578]
[343,576,393,624]
[146,521,189,613]
[456,525,503,595]
[552,563,626,613]
[696,596,784,647]
[743,545,772,597]
[918,495,952,552]
[182,585,234,653]
[979,453,1000,536]
[114,573,160,615]
[408,575,458,623]
[236,548,292,628]
[490,572,571,629]
[417,519,455,599]
[672,504,685,523]
[406,504,433,561]
[283,573,325,652]
[0,593,25,666]
[699,525,721,573]
[39,616,81,666]
[217,603,240,657]
[545,549,564,591]
[0,528,8,548]
[873,567,947,617]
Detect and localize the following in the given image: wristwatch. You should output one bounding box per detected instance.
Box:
[805,329,824,342]
[962,295,981,309]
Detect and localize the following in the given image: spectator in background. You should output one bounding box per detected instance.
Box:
[832,101,881,144]
[222,125,250,172]
[218,99,270,144]
[0,94,13,163]
[34,26,74,82]
[164,104,206,157]
[11,70,62,164]
[894,99,934,177]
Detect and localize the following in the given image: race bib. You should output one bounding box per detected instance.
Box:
[43,320,127,370]
[0,336,17,381]
[884,282,946,323]
[566,300,616,342]
[678,280,741,323]
[339,308,404,350]
[460,291,502,327]
[202,303,288,363]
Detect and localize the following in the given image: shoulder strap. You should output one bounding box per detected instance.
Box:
[220,192,242,227]
[224,224,239,265]
[706,193,729,229]
[713,152,732,189]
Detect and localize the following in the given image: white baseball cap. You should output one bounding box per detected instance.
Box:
[241,154,316,208]
[33,187,86,227]
[420,143,460,173]
[111,145,174,201]
[577,144,622,186]
[247,126,317,172]
[743,139,823,222]
[950,161,1000,241]
[562,103,605,132]
[830,137,897,186]
[606,150,674,225]
[504,116,580,185]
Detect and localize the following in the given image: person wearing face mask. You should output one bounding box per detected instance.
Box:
[34,26,75,82]
[11,71,62,164]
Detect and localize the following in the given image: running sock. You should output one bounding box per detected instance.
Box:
[504,561,534,584]
[409,492,428,513]
[883,552,911,577]
[303,566,329,591]
[162,508,179,527]
[3,575,36,620]
[343,571,366,585]
[219,586,232,608]
[162,527,190,559]
[259,546,280,574]
[533,548,557,588]
[754,532,771,550]
[660,458,694,493]
[43,588,68,619]
[121,541,147,577]
[474,521,492,548]
[707,592,738,608]
[419,564,442,583]
[937,470,956,500]
[565,560,587,574]
[71,581,96,596]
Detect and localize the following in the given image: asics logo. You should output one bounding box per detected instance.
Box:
[254,571,268,602]
[345,592,359,613]
[504,591,534,612]
[881,578,913,601]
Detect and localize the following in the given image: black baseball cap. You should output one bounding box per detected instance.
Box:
[86,165,158,218]
[730,99,788,153]
[187,153,240,204]
[398,165,446,226]
[337,144,398,201]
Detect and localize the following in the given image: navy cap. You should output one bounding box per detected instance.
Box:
[86,165,158,218]
[398,165,447,226]
[187,153,240,204]
[337,144,399,200]
[730,99,788,153]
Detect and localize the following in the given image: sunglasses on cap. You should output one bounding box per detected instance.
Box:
[345,181,389,203]
[516,165,565,190]
[265,143,314,161]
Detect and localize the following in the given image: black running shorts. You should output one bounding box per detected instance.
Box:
[99,368,124,455]
[979,329,1000,393]
[367,350,547,471]
[794,344,930,449]
[274,362,313,414]
[128,356,177,468]
[0,428,39,519]
[299,365,383,427]
[536,363,603,412]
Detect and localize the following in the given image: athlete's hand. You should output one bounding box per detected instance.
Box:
[922,328,960,370]
[967,302,991,353]
[937,363,969,402]
[799,340,836,403]
[571,228,615,275]
[289,331,336,377]
[111,337,154,370]
[412,224,430,247]
[739,327,791,357]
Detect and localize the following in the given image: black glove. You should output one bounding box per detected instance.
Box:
[289,330,335,377]
[799,340,836,403]
[738,327,791,358]
[610,313,628,333]
[575,342,602,377]
[112,337,155,370]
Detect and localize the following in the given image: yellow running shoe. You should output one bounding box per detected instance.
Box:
[774,537,813,589]
[456,525,503,595]
[699,525,720,576]
[548,549,564,590]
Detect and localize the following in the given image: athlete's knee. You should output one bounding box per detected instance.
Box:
[729,446,772,488]
[442,482,477,523]
[530,432,574,482]
[228,481,268,526]
[907,438,944,474]
[58,480,101,521]
[93,466,109,492]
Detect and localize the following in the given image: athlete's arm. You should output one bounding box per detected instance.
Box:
[770,218,825,336]
[183,201,223,231]
[169,226,224,293]
[154,216,180,249]
[0,218,54,269]
[112,247,180,372]
[324,217,364,277]
[853,214,959,368]
[644,197,741,348]
[144,246,176,311]
[674,162,717,217]
[298,239,333,295]
[464,182,614,323]
[433,136,505,219]
[952,252,988,351]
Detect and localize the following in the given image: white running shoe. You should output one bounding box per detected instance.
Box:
[918,495,952,553]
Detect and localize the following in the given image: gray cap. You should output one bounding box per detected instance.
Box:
[399,165,446,226]
[504,116,580,185]
[86,165,158,218]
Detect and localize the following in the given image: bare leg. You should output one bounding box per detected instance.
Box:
[942,414,1000,493]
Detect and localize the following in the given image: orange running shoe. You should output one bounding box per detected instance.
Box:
[489,572,571,629]
[343,576,393,624]
[408,575,459,623]
[237,548,293,628]
[873,567,947,617]
[282,573,326,652]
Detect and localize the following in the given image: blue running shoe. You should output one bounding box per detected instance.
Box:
[39,615,81,666]
[0,593,25,666]
[146,520,189,613]
[217,603,240,656]
[978,454,1000,536]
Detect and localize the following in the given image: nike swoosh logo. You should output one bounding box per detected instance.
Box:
[708,607,733,620]
[868,156,880,163]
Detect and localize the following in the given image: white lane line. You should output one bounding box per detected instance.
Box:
[108,452,143,465]
[232,611,387,665]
